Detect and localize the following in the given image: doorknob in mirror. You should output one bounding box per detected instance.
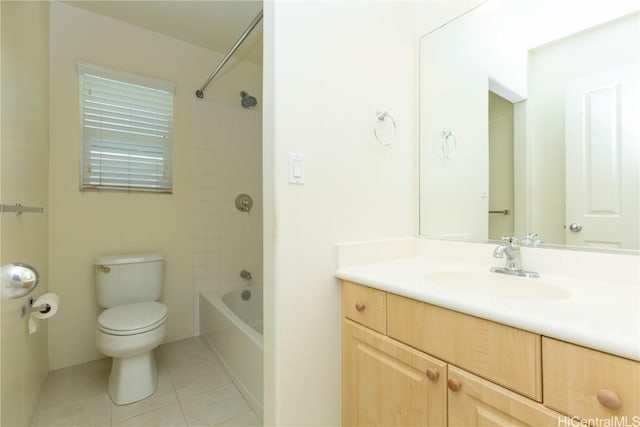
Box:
[568,223,583,232]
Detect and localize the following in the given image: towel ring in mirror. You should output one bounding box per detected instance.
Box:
[441,130,458,159]
[374,111,397,146]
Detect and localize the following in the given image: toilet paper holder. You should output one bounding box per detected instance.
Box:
[20,297,51,318]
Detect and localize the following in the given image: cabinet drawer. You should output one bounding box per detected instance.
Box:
[387,293,542,400]
[543,337,640,420]
[341,281,386,334]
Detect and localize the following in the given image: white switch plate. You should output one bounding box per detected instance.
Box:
[288,153,304,184]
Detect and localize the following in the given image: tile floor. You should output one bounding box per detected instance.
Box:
[31,337,262,427]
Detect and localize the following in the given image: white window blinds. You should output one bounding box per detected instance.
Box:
[79,63,174,193]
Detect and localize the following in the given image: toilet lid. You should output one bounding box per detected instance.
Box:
[98,301,167,335]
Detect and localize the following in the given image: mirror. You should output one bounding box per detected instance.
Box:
[419,0,640,252]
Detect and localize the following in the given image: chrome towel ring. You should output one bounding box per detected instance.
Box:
[441,130,458,159]
[374,111,397,146]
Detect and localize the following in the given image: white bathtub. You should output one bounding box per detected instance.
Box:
[199,286,263,420]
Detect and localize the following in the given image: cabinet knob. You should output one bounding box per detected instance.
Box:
[597,389,622,410]
[447,378,462,392]
[426,368,439,381]
[355,302,365,311]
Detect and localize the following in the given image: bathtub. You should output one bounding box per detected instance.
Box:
[199,286,263,420]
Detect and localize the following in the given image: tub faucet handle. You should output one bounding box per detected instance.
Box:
[240,270,252,280]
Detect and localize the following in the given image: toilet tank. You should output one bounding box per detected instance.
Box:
[95,253,164,308]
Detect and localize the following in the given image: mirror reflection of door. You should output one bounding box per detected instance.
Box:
[420,4,639,250]
[565,65,639,249]
[488,92,515,240]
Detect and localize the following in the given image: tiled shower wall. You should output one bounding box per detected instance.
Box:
[192,98,263,324]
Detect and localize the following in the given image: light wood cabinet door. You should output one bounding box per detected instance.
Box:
[343,319,447,427]
[447,365,561,427]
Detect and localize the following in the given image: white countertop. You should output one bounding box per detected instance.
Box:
[336,257,640,361]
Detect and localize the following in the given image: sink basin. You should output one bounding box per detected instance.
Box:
[424,271,571,301]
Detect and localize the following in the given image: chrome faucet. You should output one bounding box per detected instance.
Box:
[493,236,521,270]
[240,270,252,280]
[490,236,539,278]
[521,233,543,247]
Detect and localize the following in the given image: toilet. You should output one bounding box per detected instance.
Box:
[94,253,168,405]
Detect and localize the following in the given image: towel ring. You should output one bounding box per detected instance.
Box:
[441,130,458,159]
[374,111,397,146]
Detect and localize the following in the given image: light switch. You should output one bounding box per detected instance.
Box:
[288,153,304,184]
[293,159,303,178]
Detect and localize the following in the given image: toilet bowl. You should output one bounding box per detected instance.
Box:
[94,253,167,405]
[96,301,168,405]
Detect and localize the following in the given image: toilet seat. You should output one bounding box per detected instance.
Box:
[98,301,167,336]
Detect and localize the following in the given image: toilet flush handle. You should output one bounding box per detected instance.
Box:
[96,265,111,274]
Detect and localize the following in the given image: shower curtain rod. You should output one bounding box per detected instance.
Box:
[195,9,263,99]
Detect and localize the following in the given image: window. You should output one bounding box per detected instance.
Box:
[78,63,174,193]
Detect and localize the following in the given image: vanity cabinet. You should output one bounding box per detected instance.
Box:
[341,280,640,427]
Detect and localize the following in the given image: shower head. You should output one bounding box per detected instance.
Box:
[240,91,258,109]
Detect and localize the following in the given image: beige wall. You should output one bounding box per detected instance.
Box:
[264,1,417,424]
[0,1,50,425]
[48,2,262,369]
[415,0,486,37]
[488,92,514,239]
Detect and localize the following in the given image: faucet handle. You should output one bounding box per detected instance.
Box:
[501,236,519,246]
[522,233,543,247]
